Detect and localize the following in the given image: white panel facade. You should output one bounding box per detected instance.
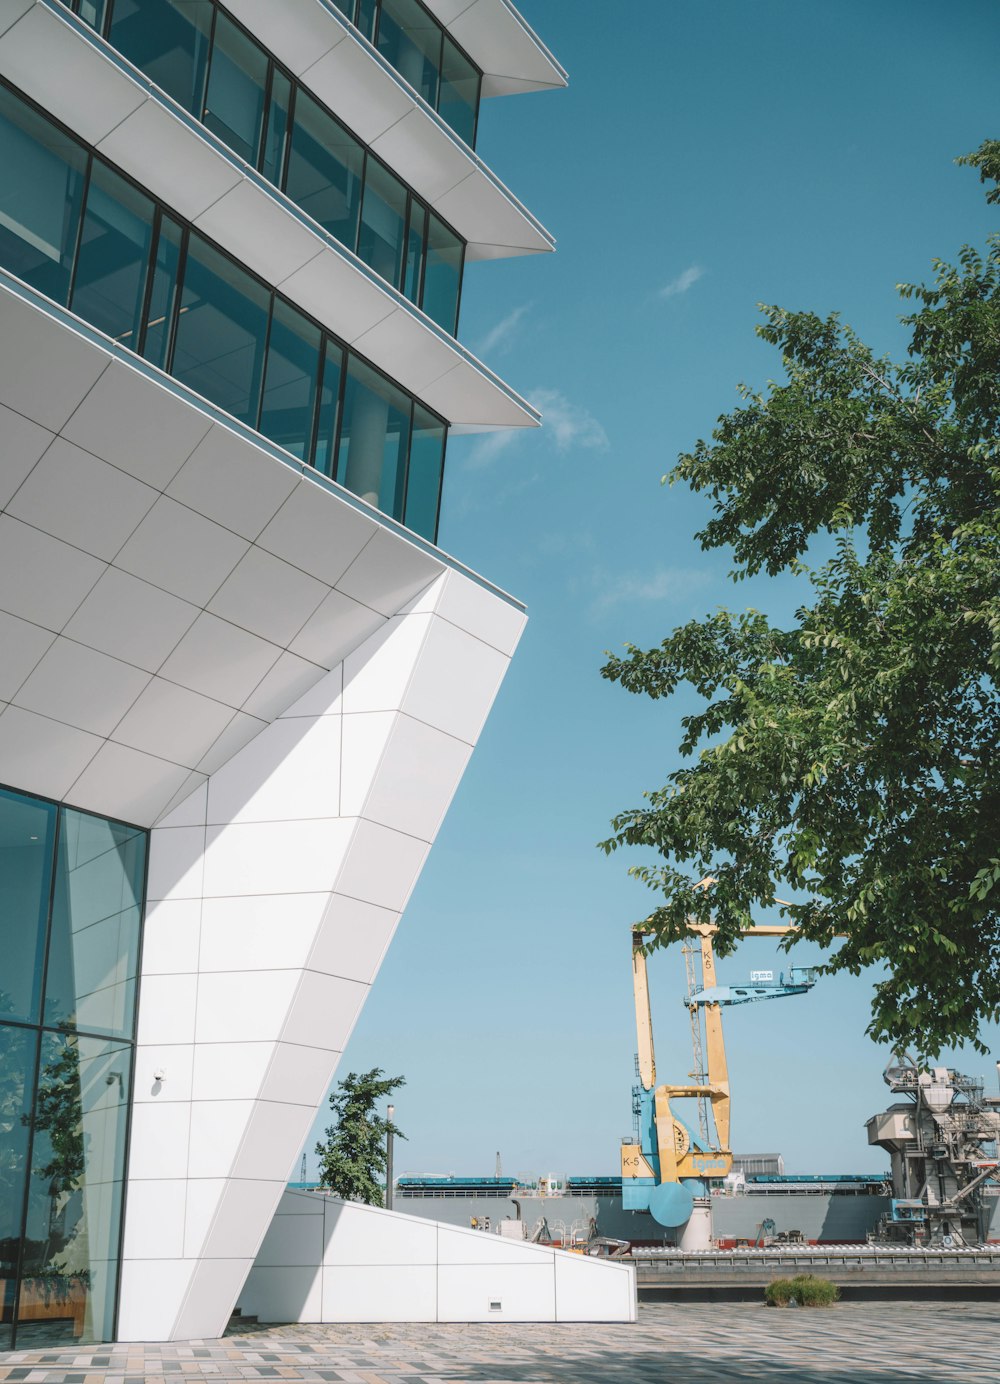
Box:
[241,1193,638,1324]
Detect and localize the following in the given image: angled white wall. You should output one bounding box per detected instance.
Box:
[116,571,525,1341]
[241,1193,637,1325]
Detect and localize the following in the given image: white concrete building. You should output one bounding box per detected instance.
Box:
[0,0,633,1347]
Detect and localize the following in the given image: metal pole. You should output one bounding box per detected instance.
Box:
[386,1104,395,1210]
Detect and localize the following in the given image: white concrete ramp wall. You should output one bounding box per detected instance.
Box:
[241,1192,637,1324]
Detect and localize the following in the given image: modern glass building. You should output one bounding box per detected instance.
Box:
[0,0,563,1348]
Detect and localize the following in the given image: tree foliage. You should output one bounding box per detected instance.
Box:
[315,1068,405,1205]
[601,142,1000,1057]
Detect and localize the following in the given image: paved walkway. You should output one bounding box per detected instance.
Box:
[0,1301,996,1383]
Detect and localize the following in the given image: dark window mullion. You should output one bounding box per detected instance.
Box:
[65,150,94,311]
[254,293,276,433]
[257,58,275,173]
[163,227,191,376]
[279,79,297,191]
[9,1022,43,1351]
[199,3,219,123]
[331,347,350,484]
[398,400,414,522]
[134,206,162,359]
[305,333,328,470]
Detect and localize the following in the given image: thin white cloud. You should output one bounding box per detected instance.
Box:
[464,429,520,471]
[589,565,712,616]
[659,264,705,299]
[528,388,609,454]
[476,302,532,356]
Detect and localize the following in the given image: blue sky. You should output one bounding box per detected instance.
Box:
[305,0,1000,1179]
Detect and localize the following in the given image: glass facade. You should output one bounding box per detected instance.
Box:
[66,0,466,335]
[0,80,448,541]
[0,786,147,1349]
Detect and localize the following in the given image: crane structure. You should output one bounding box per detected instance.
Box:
[622,916,818,1229]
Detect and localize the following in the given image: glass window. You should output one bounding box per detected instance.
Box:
[0,788,57,1026]
[259,298,321,461]
[141,213,184,371]
[403,201,426,306]
[337,357,410,516]
[0,85,87,307]
[438,35,479,147]
[376,0,442,109]
[421,212,462,335]
[73,0,108,29]
[0,1022,35,1350]
[312,340,344,479]
[43,811,146,1039]
[285,91,363,250]
[108,0,214,118]
[172,233,270,425]
[202,10,268,164]
[355,0,377,42]
[261,68,292,187]
[329,0,355,20]
[70,162,155,349]
[404,405,445,540]
[19,1033,132,1346]
[357,158,407,289]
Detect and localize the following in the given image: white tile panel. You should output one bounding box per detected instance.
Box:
[255,478,377,587]
[113,678,236,768]
[338,711,395,818]
[0,704,101,800]
[170,1258,252,1341]
[126,1101,192,1181]
[301,35,414,145]
[182,1177,228,1257]
[0,1,146,145]
[341,615,430,715]
[242,649,325,722]
[203,818,354,897]
[194,971,300,1044]
[121,1179,187,1260]
[434,571,527,657]
[199,1178,286,1261]
[276,249,395,348]
[196,709,269,775]
[187,1100,255,1179]
[223,0,347,77]
[0,610,54,701]
[146,825,207,902]
[403,617,509,745]
[135,974,198,1046]
[353,306,462,396]
[195,177,325,286]
[280,970,367,1051]
[337,530,443,617]
[322,1201,437,1267]
[159,612,281,708]
[370,107,472,204]
[320,1265,436,1323]
[259,1041,340,1107]
[15,639,150,737]
[206,715,340,825]
[308,893,399,984]
[333,818,429,913]
[67,740,195,827]
[166,423,301,542]
[138,898,202,975]
[231,1100,316,1181]
[152,771,211,826]
[0,287,109,431]
[251,1198,325,1268]
[98,97,244,223]
[6,436,157,561]
[0,3,34,40]
[436,1263,555,1322]
[0,515,104,631]
[289,589,386,671]
[115,497,251,607]
[554,1251,637,1322]
[199,893,328,973]
[207,547,328,647]
[279,663,343,720]
[155,778,208,829]
[191,1041,275,1103]
[131,1043,194,1104]
[0,401,52,507]
[240,1265,322,1323]
[63,568,200,674]
[436,1225,545,1266]
[61,359,212,490]
[356,714,472,841]
[116,1259,195,1341]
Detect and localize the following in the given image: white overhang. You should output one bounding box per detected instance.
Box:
[183,0,556,262]
[0,273,525,827]
[419,0,568,97]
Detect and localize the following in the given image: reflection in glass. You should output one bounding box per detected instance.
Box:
[337,358,410,513]
[0,84,86,307]
[108,0,214,118]
[422,213,462,335]
[405,405,445,538]
[173,233,270,424]
[377,0,442,109]
[44,811,146,1038]
[259,298,322,461]
[285,90,364,250]
[312,341,344,479]
[0,1023,34,1351]
[358,158,407,288]
[19,1033,131,1345]
[0,789,57,1026]
[439,35,480,147]
[203,10,268,164]
[141,213,183,371]
[71,162,155,348]
[261,68,292,188]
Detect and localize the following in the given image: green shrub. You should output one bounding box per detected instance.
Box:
[765,1274,839,1307]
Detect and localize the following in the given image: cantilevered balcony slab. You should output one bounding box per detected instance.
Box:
[0,0,537,427]
[420,0,568,96]
[0,273,525,827]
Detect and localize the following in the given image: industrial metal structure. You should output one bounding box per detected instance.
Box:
[621,916,818,1231]
[867,1053,1000,1246]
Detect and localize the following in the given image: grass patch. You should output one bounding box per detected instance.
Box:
[765,1274,840,1307]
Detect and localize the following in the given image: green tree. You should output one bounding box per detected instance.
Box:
[315,1068,405,1205]
[601,142,1000,1058]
